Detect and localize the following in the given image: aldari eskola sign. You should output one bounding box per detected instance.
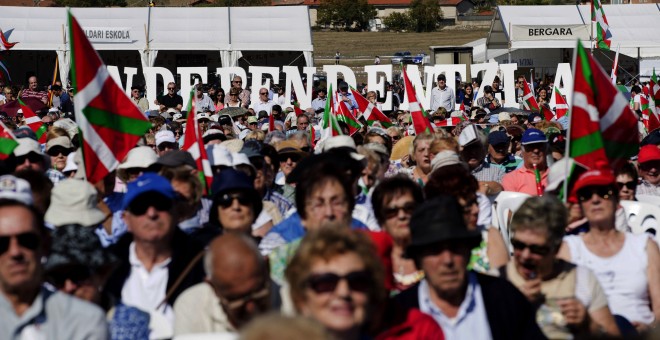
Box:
[83,27,132,43]
[105,63,574,112]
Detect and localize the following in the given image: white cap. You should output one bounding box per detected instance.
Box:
[322,135,365,161]
[46,136,73,151]
[155,130,176,146]
[196,112,210,121]
[13,138,43,157]
[62,151,78,173]
[231,152,254,170]
[0,175,33,206]
[431,150,465,172]
[173,113,183,121]
[118,146,158,169]
[207,144,233,167]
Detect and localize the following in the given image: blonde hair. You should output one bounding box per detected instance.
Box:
[429,136,459,154]
[46,127,70,141]
[245,130,266,142]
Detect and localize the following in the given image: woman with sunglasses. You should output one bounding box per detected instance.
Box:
[45,135,74,184]
[615,163,638,201]
[226,88,242,108]
[558,168,660,336]
[285,227,386,340]
[207,168,263,236]
[505,196,620,338]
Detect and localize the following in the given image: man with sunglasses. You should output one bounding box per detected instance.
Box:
[391,195,543,339]
[226,76,250,108]
[105,173,205,337]
[502,128,549,196]
[156,82,183,113]
[174,233,279,336]
[155,130,179,156]
[0,195,109,339]
[636,145,660,196]
[253,87,274,116]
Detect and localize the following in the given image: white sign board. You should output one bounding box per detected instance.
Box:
[511,25,590,41]
[83,27,132,43]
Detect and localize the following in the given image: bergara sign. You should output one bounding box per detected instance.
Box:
[511,24,589,41]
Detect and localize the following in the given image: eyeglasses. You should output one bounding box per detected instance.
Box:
[511,239,551,256]
[47,147,72,157]
[389,135,401,141]
[127,196,173,215]
[232,81,242,84]
[522,143,546,152]
[217,281,270,310]
[0,232,40,255]
[259,92,268,95]
[167,87,175,90]
[616,181,637,190]
[279,153,301,163]
[15,153,43,165]
[217,192,252,208]
[384,202,415,219]
[306,270,371,294]
[577,186,615,202]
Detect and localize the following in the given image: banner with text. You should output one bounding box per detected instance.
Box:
[511,25,590,41]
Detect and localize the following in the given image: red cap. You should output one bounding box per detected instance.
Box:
[571,168,616,198]
[638,145,660,164]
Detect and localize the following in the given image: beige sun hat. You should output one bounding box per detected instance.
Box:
[45,179,107,227]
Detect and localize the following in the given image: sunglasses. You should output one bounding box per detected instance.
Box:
[384,203,415,219]
[389,135,401,141]
[157,142,177,152]
[167,87,175,90]
[279,153,301,163]
[127,196,173,215]
[15,153,43,164]
[577,187,614,202]
[232,81,242,84]
[217,192,252,208]
[48,267,92,289]
[0,232,40,255]
[306,270,371,294]
[616,181,637,190]
[47,147,72,157]
[260,92,268,95]
[511,239,551,256]
[218,282,270,310]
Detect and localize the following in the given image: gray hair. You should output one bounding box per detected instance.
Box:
[510,196,567,249]
[264,130,286,145]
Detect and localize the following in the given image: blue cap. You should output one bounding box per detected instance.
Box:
[122,173,176,210]
[527,112,542,124]
[521,128,548,145]
[488,131,509,146]
[211,168,255,196]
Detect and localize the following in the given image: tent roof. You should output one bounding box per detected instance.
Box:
[488,4,660,58]
[0,5,313,52]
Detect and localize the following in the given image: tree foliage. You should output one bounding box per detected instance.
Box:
[408,0,442,32]
[214,0,270,6]
[54,0,126,6]
[317,0,377,31]
[383,12,411,32]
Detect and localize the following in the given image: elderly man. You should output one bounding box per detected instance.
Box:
[486,130,522,173]
[636,145,660,196]
[156,82,183,112]
[131,85,149,113]
[253,87,274,116]
[105,173,205,337]
[0,193,108,339]
[430,74,455,113]
[20,76,48,105]
[194,84,216,114]
[226,76,251,108]
[391,195,544,339]
[459,129,504,197]
[502,128,549,196]
[173,233,279,336]
[296,113,310,132]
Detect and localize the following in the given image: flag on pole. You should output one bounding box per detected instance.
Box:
[18,98,47,144]
[651,68,660,107]
[435,117,462,127]
[68,11,152,184]
[541,104,554,122]
[402,65,433,135]
[183,89,213,195]
[554,87,569,120]
[349,87,393,128]
[293,101,304,117]
[610,45,620,84]
[334,95,361,136]
[0,29,17,51]
[320,84,343,141]
[569,39,638,170]
[0,58,10,83]
[307,123,316,150]
[641,95,660,133]
[521,78,540,111]
[591,0,612,50]
[0,121,18,160]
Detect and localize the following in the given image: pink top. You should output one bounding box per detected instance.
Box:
[501,166,548,196]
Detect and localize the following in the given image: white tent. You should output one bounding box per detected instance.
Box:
[0,5,314,86]
[488,4,660,59]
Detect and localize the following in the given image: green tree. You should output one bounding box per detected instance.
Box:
[383,12,411,32]
[317,0,377,31]
[54,0,126,5]
[408,0,442,32]
[214,0,270,6]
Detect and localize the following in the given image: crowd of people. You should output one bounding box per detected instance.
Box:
[1,70,660,340]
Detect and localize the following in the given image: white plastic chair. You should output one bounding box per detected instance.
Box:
[635,194,660,207]
[619,200,660,237]
[492,191,532,253]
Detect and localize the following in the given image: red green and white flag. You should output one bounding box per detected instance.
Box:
[641,95,660,133]
[320,84,343,142]
[0,58,11,83]
[591,0,612,50]
[402,66,433,135]
[0,29,17,51]
[541,104,554,121]
[569,40,638,170]
[554,87,569,120]
[651,68,660,107]
[349,87,393,128]
[334,90,361,136]
[521,78,540,111]
[68,11,151,184]
[0,121,18,160]
[293,101,304,117]
[183,88,213,195]
[18,98,47,144]
[435,117,462,127]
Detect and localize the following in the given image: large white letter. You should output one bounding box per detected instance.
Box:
[216,67,248,94]
[550,63,573,108]
[178,67,208,111]
[499,63,518,108]
[471,63,499,101]
[248,66,280,108]
[365,65,393,111]
[433,64,467,110]
[143,67,175,111]
[323,65,357,94]
[282,66,315,110]
[107,66,139,97]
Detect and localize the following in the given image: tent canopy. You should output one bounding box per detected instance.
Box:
[487,4,660,58]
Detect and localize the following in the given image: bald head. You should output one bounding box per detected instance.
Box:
[205,233,264,280]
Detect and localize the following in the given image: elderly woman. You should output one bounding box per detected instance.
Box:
[425,150,508,274]
[558,167,660,335]
[404,133,435,185]
[285,227,385,340]
[371,175,424,292]
[45,135,74,184]
[505,196,619,338]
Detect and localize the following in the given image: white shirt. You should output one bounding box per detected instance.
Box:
[430,86,455,112]
[122,242,175,336]
[253,100,274,116]
[418,273,492,340]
